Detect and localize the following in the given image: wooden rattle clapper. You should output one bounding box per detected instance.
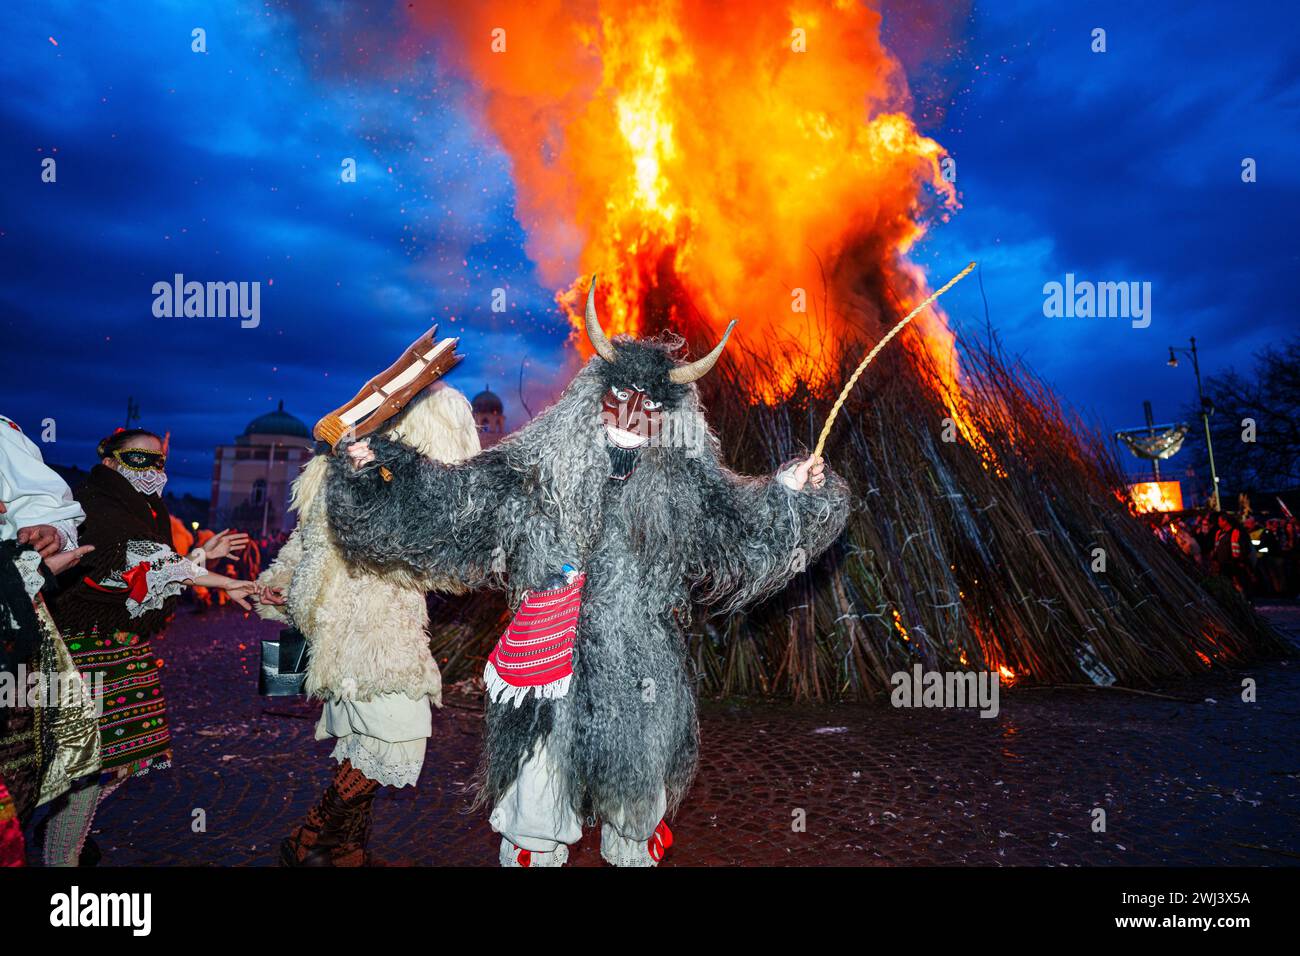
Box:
[314,327,463,481]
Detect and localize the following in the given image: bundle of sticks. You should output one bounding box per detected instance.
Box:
[423,270,1284,700]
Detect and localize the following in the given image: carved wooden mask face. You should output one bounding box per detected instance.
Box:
[600,384,664,448]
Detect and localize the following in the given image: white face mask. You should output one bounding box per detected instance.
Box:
[123,468,168,497]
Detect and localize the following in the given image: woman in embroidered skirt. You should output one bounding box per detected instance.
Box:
[44,428,259,866]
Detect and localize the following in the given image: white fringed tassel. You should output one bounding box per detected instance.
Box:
[483,660,573,709]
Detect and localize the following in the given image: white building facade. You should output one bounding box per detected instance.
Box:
[208,401,315,536]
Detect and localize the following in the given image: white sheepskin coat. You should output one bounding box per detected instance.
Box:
[256,384,481,704]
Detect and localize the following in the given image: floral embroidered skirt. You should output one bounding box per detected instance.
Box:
[64,628,172,777]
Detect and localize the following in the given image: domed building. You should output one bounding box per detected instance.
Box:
[208,401,316,536]
[472,384,506,446]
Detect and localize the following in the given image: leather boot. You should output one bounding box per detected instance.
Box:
[280,760,379,867]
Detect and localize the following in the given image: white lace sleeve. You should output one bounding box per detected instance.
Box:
[113,540,203,618]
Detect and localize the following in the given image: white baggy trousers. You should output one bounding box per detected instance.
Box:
[489,743,667,867]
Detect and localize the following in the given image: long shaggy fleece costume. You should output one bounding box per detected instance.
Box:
[327,338,849,866]
[259,384,479,865]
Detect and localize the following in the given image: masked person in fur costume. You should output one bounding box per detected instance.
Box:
[257,384,480,866]
[328,279,849,867]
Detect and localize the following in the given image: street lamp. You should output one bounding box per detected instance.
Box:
[1167,336,1220,511]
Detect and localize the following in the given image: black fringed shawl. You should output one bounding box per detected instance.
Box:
[0,539,44,738]
[51,464,178,638]
[0,540,41,670]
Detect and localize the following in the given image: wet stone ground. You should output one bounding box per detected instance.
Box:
[53,603,1300,866]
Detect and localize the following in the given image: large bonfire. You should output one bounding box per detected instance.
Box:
[413,0,1282,699]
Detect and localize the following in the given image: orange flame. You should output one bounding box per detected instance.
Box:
[415,0,962,398]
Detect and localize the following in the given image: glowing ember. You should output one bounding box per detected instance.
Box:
[892,608,910,642]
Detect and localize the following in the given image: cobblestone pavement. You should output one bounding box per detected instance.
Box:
[53,603,1300,866]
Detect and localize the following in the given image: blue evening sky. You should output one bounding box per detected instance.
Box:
[1,1,1295,494]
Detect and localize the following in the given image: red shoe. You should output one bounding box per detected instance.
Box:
[648,820,673,862]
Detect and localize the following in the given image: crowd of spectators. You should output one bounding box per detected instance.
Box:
[1156,506,1299,598]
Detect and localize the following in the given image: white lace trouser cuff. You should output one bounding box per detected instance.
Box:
[600,828,660,867]
[499,839,570,867]
[330,735,424,788]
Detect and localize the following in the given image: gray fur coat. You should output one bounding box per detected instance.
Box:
[326,360,848,832]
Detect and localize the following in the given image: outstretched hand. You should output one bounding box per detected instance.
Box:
[346,439,375,469]
[257,584,287,606]
[203,529,250,561]
[17,524,62,558]
[780,455,826,492]
[220,579,259,611]
[44,544,94,575]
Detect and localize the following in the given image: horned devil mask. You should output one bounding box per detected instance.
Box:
[584,276,736,477]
